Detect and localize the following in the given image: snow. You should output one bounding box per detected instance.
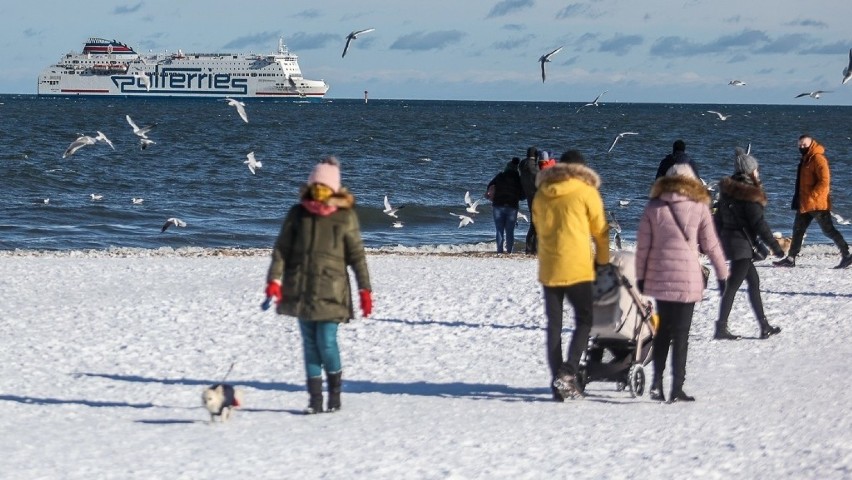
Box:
[1,243,851,479]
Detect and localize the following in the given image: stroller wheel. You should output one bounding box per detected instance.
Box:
[628,364,645,398]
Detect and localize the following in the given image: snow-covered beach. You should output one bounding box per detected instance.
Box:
[2,244,851,479]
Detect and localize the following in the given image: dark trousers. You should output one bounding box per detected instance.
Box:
[543,283,593,381]
[525,198,537,254]
[718,258,769,329]
[652,300,695,394]
[788,210,848,258]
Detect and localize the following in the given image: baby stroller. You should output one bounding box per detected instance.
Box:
[577,250,656,398]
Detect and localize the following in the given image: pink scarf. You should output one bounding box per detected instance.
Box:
[301,199,338,216]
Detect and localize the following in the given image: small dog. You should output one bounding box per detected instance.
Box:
[202,384,243,423]
[773,232,792,255]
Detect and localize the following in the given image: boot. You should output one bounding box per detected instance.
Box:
[667,390,695,403]
[759,322,782,339]
[773,256,795,267]
[305,377,323,414]
[327,371,342,412]
[649,377,665,402]
[714,322,741,340]
[835,251,852,269]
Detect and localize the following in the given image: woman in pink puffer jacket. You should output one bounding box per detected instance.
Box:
[636,164,728,404]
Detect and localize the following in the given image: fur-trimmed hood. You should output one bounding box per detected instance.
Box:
[535,162,601,189]
[299,185,356,209]
[718,175,767,206]
[649,175,711,205]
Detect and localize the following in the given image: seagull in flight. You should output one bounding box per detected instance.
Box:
[728,80,747,86]
[575,90,608,113]
[62,131,114,158]
[464,191,483,214]
[391,221,404,229]
[707,110,731,121]
[223,97,248,123]
[449,212,474,228]
[831,211,851,225]
[538,46,563,83]
[607,132,638,153]
[342,28,375,58]
[383,195,405,218]
[132,71,151,91]
[843,48,852,85]
[126,114,156,138]
[795,90,831,99]
[139,138,155,150]
[244,151,262,174]
[161,217,187,233]
[517,212,529,222]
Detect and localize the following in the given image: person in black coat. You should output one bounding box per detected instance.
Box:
[714,148,784,339]
[487,158,525,253]
[518,147,539,254]
[656,139,701,179]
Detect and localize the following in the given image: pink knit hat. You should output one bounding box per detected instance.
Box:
[307,156,341,192]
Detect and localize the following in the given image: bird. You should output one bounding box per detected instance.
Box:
[746,142,752,155]
[342,28,375,58]
[449,212,474,228]
[607,132,638,153]
[62,131,114,158]
[538,46,563,82]
[831,211,851,225]
[464,191,483,214]
[517,212,529,222]
[90,193,103,201]
[607,212,622,250]
[728,80,747,86]
[132,70,151,91]
[139,138,156,150]
[125,114,156,138]
[383,195,405,218]
[391,221,404,228]
[618,199,630,207]
[223,97,248,123]
[43,198,50,204]
[161,217,187,233]
[795,90,831,99]
[843,48,852,85]
[707,110,731,121]
[575,90,608,113]
[244,151,262,174]
[131,197,144,204]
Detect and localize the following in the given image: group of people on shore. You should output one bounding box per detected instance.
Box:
[261,134,850,412]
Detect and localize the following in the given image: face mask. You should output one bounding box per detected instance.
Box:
[799,146,809,155]
[309,183,334,202]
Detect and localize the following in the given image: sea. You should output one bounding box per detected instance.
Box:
[2,94,851,251]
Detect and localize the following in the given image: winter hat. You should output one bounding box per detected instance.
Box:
[505,160,518,171]
[538,150,550,161]
[734,147,759,175]
[511,156,521,166]
[559,150,586,165]
[526,147,538,159]
[308,156,341,193]
[666,162,697,179]
[673,139,686,152]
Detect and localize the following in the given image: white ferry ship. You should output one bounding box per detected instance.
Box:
[37,37,329,100]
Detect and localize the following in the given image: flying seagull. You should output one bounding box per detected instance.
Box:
[132,71,151,91]
[161,217,187,233]
[383,195,405,218]
[517,212,529,222]
[391,221,404,229]
[728,80,747,86]
[607,132,638,153]
[538,46,563,83]
[126,114,156,138]
[244,151,262,174]
[795,90,831,99]
[464,191,483,214]
[831,211,851,225]
[449,212,474,228]
[843,48,852,85]
[62,131,114,158]
[139,138,155,150]
[223,97,248,123]
[342,28,375,58]
[707,110,731,121]
[576,90,608,113]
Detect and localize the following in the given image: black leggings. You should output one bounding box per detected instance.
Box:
[718,258,767,328]
[543,283,593,381]
[653,300,695,394]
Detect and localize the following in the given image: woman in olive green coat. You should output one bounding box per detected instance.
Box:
[265,157,372,414]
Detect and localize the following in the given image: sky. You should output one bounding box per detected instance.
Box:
[2,0,851,104]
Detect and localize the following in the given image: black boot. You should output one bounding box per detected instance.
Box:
[714,322,741,340]
[759,322,782,339]
[305,377,323,414]
[327,371,342,412]
[649,377,665,402]
[668,390,695,403]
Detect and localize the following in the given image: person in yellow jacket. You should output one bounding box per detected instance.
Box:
[532,150,609,401]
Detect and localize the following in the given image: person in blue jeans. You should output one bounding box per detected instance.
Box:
[487,158,525,253]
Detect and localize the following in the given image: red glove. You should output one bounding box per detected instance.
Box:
[359,289,372,318]
[265,281,282,303]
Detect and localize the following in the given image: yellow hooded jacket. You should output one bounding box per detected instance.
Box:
[532,163,609,286]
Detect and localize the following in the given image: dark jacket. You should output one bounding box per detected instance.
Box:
[488,167,525,209]
[266,187,371,321]
[715,175,783,261]
[655,151,700,179]
[518,155,539,200]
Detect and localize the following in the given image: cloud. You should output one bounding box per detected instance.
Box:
[800,41,852,55]
[223,32,286,50]
[486,0,534,19]
[390,31,466,51]
[757,68,774,74]
[650,29,769,58]
[113,2,143,14]
[286,32,339,51]
[292,9,321,19]
[23,28,40,38]
[562,55,579,67]
[598,34,643,56]
[786,19,828,29]
[492,34,535,50]
[755,34,811,54]
[502,23,525,31]
[555,3,603,19]
[724,15,741,24]
[727,53,748,63]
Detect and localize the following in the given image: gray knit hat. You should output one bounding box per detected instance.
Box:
[734,147,759,174]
